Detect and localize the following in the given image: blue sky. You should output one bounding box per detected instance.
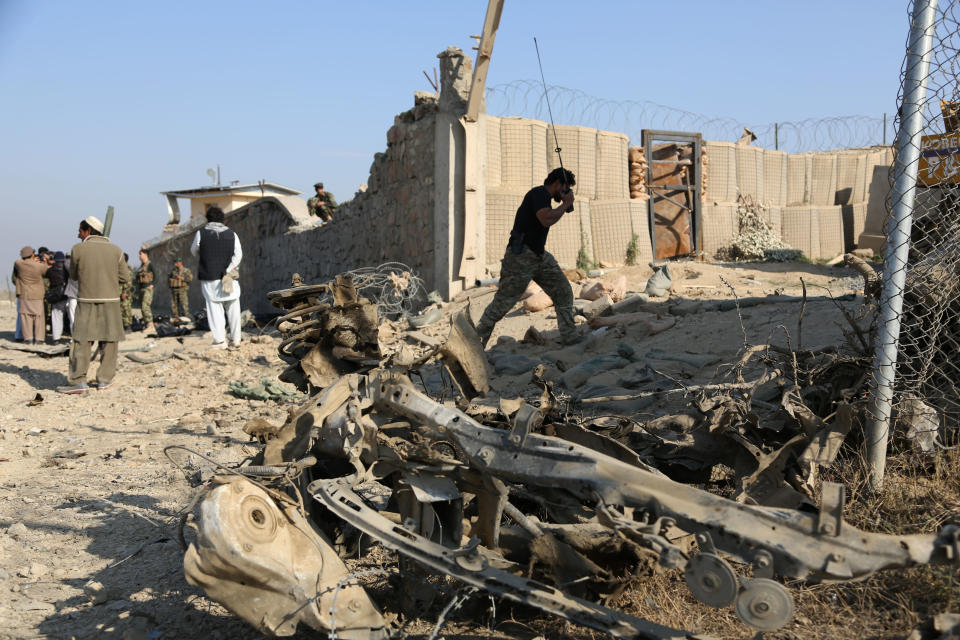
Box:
[0,1,910,276]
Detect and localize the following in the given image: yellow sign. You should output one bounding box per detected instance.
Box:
[919,131,960,186]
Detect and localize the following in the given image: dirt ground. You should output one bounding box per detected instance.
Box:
[2,259,950,640]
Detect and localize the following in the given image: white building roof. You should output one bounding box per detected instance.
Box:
[161,182,301,198]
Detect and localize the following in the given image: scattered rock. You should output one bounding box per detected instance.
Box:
[0,568,10,580]
[178,413,203,425]
[620,365,656,388]
[489,353,540,376]
[668,299,703,316]
[523,291,554,312]
[520,281,543,301]
[562,355,630,390]
[616,343,636,360]
[6,522,28,539]
[852,247,875,259]
[646,349,721,368]
[610,294,650,315]
[578,295,614,320]
[495,335,517,347]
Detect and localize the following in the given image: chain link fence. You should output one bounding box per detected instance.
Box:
[867,0,960,487]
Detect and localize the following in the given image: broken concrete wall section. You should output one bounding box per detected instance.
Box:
[144,48,479,314]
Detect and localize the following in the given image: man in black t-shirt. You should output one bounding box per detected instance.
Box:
[476,168,580,346]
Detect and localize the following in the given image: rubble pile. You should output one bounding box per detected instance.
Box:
[717,195,801,262]
[177,267,960,640]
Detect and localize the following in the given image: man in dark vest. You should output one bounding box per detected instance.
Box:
[190,205,243,349]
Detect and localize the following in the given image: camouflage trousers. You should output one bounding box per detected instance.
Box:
[476,247,575,345]
[140,287,153,324]
[120,294,133,328]
[170,288,189,317]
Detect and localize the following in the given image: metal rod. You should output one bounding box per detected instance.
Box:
[775,122,779,150]
[866,0,939,491]
[533,37,572,205]
[103,205,115,238]
[648,184,697,192]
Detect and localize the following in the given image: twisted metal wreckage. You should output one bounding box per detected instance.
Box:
[179,269,960,639]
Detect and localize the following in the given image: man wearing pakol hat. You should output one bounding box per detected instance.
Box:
[167,256,193,319]
[191,205,243,349]
[14,246,50,344]
[57,216,130,394]
[306,181,337,222]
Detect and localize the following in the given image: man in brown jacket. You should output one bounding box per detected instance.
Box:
[14,246,50,344]
[57,216,130,394]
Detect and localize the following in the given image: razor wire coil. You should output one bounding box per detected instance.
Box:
[486,79,891,152]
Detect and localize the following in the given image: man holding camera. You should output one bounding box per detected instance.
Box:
[476,168,580,347]
[14,246,50,344]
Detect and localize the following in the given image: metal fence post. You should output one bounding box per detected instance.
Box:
[866,0,939,490]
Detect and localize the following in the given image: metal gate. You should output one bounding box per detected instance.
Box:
[641,130,703,260]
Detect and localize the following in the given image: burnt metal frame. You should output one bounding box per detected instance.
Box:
[641,130,703,261]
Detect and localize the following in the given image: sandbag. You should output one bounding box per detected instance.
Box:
[521,281,543,301]
[524,291,554,312]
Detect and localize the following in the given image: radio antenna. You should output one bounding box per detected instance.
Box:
[534,37,572,208]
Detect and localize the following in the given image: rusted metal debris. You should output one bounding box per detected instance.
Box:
[180,272,960,639]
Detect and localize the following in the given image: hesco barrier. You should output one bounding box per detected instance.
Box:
[485,115,893,271]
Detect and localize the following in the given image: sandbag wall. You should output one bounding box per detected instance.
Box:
[483,114,893,269]
[700,143,893,259]
[485,116,652,273]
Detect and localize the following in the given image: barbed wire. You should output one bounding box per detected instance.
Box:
[486,79,892,152]
[313,262,427,320]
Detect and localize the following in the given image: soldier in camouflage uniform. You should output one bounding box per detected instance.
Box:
[120,253,135,329]
[136,248,156,329]
[476,168,580,347]
[168,257,193,318]
[306,182,338,222]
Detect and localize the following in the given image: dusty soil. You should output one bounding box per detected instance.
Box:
[1,260,950,640]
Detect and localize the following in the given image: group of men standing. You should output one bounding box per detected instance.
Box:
[120,250,194,331]
[56,204,243,394]
[13,247,73,344]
